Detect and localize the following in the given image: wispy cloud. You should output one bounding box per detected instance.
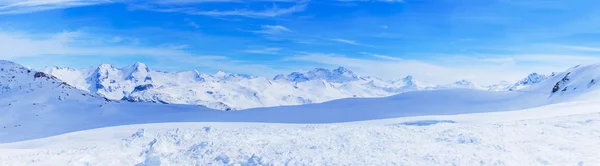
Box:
[0,30,194,58]
[560,45,600,52]
[253,25,292,35]
[330,38,374,47]
[184,19,200,29]
[243,47,282,55]
[0,0,308,18]
[129,0,308,18]
[337,0,404,2]
[0,0,112,14]
[186,3,307,18]
[360,52,403,61]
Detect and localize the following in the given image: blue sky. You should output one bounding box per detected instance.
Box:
[1,0,600,84]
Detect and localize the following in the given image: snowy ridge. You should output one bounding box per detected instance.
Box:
[507,72,552,91]
[41,63,441,110]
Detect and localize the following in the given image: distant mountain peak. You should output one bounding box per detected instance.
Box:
[275,67,359,83]
[454,79,473,85]
[507,72,550,91]
[333,66,351,73]
[98,64,115,70]
[214,70,228,77]
[131,62,149,72]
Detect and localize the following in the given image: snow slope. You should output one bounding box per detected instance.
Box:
[1,101,600,166]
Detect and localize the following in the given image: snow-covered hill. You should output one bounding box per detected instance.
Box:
[41,63,442,110]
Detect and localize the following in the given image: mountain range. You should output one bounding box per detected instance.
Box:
[40,62,551,110]
[1,59,599,143]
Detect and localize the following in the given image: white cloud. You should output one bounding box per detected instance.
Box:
[0,0,307,18]
[337,0,403,2]
[0,30,193,58]
[243,47,282,55]
[184,19,200,29]
[360,52,403,61]
[559,45,600,52]
[330,38,374,47]
[187,3,306,18]
[128,0,308,18]
[0,0,112,14]
[254,25,292,34]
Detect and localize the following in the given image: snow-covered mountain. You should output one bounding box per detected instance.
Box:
[41,63,441,110]
[507,72,552,91]
[486,81,512,91]
[436,79,487,90]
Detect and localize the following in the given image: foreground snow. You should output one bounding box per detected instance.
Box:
[1,101,599,165]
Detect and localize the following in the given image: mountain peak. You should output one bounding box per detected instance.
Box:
[333,66,351,73]
[129,62,150,73]
[98,64,114,70]
[132,62,147,68]
[214,70,228,77]
[275,67,360,83]
[454,79,473,85]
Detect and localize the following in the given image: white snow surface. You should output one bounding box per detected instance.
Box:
[1,101,600,166]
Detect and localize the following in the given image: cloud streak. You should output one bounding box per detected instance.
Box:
[0,0,308,18]
[0,0,112,14]
[243,47,282,55]
[330,38,374,47]
[253,25,292,34]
